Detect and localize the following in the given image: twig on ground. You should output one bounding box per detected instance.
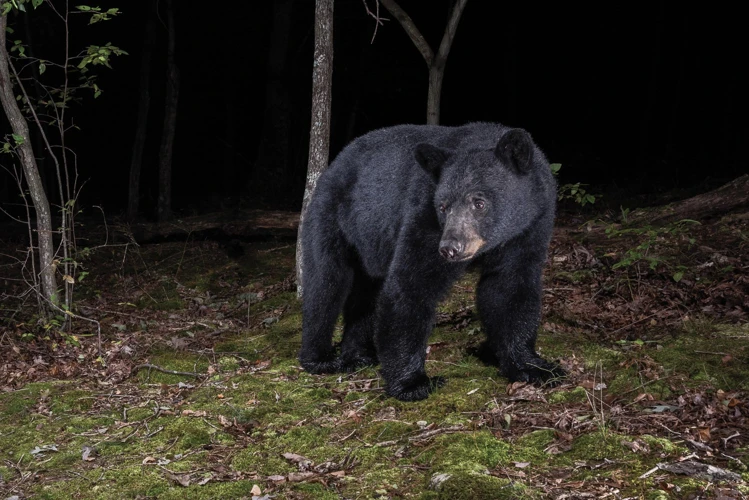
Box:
[130,364,204,378]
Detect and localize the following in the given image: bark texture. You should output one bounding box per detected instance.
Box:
[0,13,58,308]
[296,0,334,297]
[157,0,179,222]
[127,5,156,220]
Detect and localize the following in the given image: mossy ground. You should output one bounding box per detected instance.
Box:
[2,220,748,499]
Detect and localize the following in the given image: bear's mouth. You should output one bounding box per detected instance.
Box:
[439,237,485,262]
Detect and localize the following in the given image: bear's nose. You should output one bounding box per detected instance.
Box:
[439,240,464,260]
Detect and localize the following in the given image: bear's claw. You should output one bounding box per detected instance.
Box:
[386,374,446,401]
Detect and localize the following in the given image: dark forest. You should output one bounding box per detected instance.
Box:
[1,2,748,498]
[2,1,747,214]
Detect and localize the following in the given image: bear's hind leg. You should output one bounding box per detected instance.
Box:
[299,234,353,374]
[338,269,381,372]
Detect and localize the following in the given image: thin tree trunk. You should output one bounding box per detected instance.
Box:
[379,0,468,125]
[636,2,664,172]
[157,0,179,223]
[0,13,57,310]
[296,0,334,298]
[127,5,156,221]
[221,77,238,209]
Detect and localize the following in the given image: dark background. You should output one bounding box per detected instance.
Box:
[2,1,747,217]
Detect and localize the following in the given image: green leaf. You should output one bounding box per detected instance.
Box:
[32,0,43,7]
[39,62,46,75]
[77,4,92,10]
[673,271,684,282]
[11,133,24,145]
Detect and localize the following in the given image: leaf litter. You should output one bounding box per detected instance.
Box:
[0,207,747,498]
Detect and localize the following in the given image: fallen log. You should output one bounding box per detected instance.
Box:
[628,174,749,225]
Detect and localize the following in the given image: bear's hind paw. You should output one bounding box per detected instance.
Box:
[338,354,378,373]
[386,375,445,402]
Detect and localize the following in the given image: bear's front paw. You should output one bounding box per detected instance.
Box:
[299,355,341,374]
[506,357,566,387]
[385,374,445,401]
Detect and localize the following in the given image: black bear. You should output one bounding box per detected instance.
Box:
[299,122,562,401]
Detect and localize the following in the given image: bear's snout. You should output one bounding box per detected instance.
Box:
[439,239,464,260]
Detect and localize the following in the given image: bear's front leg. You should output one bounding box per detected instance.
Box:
[477,242,564,385]
[375,257,458,401]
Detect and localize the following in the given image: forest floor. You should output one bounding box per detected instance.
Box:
[0,194,748,499]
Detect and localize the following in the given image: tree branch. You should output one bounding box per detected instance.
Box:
[379,0,433,67]
[435,0,468,67]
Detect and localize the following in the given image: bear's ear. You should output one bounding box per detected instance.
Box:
[415,143,450,181]
[495,128,534,174]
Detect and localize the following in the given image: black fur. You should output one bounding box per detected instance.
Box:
[299,122,563,401]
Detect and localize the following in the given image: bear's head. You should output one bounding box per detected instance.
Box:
[415,128,548,262]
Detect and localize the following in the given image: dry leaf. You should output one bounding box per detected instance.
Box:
[698,427,711,442]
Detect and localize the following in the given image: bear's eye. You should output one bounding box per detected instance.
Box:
[473,199,486,210]
[439,203,447,213]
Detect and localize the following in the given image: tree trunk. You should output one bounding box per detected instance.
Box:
[252,0,294,197]
[636,2,664,172]
[221,76,238,210]
[0,13,58,310]
[427,66,443,125]
[380,0,468,125]
[21,13,50,203]
[296,0,334,298]
[157,0,179,223]
[127,5,156,221]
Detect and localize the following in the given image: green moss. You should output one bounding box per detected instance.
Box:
[0,382,56,418]
[548,386,587,403]
[155,416,218,451]
[421,472,536,500]
[420,431,510,474]
[134,353,208,383]
[156,480,271,500]
[553,269,596,284]
[231,448,295,476]
[511,430,556,464]
[291,482,341,499]
[363,420,415,443]
[562,431,640,466]
[646,490,670,500]
[640,434,684,455]
[217,356,240,372]
[649,322,749,390]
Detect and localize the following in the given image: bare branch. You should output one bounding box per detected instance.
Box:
[379,0,434,67]
[435,0,469,67]
[360,0,389,44]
